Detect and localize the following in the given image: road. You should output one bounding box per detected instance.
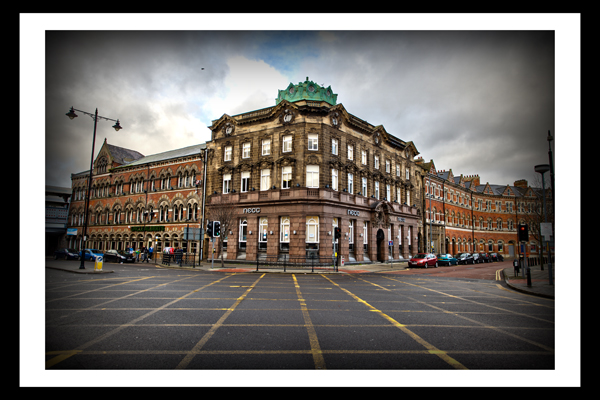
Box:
[42,258,554,382]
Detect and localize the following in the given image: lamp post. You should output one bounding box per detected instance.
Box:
[547,131,555,216]
[66,107,123,269]
[535,163,553,285]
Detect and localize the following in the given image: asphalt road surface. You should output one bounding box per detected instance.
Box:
[44,260,555,380]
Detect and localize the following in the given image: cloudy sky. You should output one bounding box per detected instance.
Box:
[30,14,579,192]
[22,13,579,192]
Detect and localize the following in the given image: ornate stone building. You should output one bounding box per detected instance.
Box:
[204,78,423,263]
[68,139,206,258]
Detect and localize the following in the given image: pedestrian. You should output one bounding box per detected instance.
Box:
[143,246,149,263]
[175,247,183,265]
[148,245,153,262]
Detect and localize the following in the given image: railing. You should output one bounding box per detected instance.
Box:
[255,255,338,272]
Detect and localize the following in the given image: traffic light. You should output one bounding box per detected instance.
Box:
[518,224,529,242]
[334,227,341,240]
[206,220,213,237]
[213,221,221,237]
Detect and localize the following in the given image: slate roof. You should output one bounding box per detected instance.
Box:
[106,143,145,165]
[111,143,206,170]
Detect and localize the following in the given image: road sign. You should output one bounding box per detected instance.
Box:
[540,222,553,239]
[94,256,103,271]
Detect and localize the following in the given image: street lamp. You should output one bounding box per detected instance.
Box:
[534,163,553,285]
[67,107,123,269]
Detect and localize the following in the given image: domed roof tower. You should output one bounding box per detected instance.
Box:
[276,77,337,106]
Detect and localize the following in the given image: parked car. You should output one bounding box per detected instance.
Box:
[103,249,135,263]
[455,253,474,265]
[79,249,104,261]
[54,248,79,260]
[472,253,483,263]
[408,253,438,268]
[490,252,504,262]
[436,253,458,266]
[478,253,491,263]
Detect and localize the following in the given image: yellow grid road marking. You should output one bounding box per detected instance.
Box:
[175,274,266,369]
[322,275,468,370]
[293,274,326,369]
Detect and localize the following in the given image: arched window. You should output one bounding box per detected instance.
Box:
[306,216,319,243]
[280,217,290,244]
[259,217,268,250]
[239,218,247,243]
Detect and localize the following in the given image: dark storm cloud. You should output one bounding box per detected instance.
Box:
[299,31,555,186]
[45,31,232,184]
[43,29,556,189]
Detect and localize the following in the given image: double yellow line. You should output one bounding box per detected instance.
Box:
[495,268,504,281]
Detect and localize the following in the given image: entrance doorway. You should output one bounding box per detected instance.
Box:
[376,229,385,262]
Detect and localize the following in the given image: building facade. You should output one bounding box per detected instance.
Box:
[417,158,553,260]
[67,139,206,259]
[204,78,423,263]
[65,79,551,264]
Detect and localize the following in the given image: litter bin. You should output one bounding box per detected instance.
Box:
[95,256,103,271]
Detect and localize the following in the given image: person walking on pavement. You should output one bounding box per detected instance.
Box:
[175,247,183,265]
[148,245,153,262]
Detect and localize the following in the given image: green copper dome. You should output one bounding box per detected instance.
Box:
[276,77,337,106]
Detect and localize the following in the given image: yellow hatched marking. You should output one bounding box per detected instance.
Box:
[322,275,468,370]
[175,274,266,369]
[293,274,326,370]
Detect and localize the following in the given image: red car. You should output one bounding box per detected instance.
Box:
[408,253,438,268]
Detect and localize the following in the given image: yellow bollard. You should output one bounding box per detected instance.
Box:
[94,256,103,271]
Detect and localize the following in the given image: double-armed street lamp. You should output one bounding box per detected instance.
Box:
[66,107,123,269]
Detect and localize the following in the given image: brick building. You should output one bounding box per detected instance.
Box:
[417,158,553,260]
[68,139,206,259]
[204,78,423,263]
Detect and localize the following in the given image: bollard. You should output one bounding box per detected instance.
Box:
[94,256,103,272]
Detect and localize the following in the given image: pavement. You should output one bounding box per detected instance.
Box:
[46,257,555,299]
[500,263,555,299]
